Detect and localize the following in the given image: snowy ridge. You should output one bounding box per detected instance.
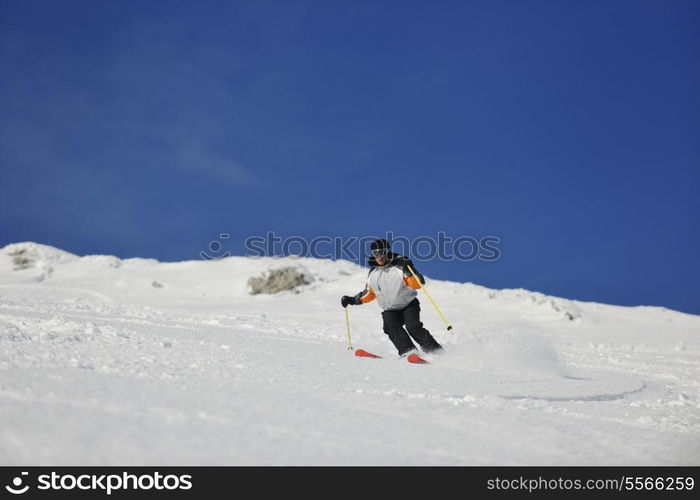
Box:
[1,242,699,465]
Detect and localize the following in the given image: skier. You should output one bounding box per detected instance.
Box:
[341,238,444,357]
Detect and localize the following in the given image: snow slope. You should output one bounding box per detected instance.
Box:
[1,242,698,465]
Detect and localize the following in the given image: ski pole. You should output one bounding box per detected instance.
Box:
[344,306,354,350]
[406,264,453,332]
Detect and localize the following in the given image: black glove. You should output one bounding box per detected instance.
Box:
[395,257,424,284]
[393,256,414,273]
[341,295,357,308]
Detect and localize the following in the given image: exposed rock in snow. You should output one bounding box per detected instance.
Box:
[247,266,311,295]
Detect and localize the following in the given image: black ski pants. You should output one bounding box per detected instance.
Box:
[382,298,443,356]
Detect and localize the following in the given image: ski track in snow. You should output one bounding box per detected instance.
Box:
[0,243,699,465]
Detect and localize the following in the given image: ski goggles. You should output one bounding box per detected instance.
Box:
[371,248,388,257]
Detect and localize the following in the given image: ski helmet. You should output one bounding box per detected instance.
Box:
[370,238,390,256]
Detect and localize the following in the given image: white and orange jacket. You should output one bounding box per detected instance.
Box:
[353,256,424,311]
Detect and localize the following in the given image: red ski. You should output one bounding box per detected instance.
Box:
[355,349,382,359]
[355,349,429,364]
[407,353,429,364]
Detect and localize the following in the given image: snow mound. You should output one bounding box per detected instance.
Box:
[2,242,78,267]
[79,255,123,268]
[1,241,699,465]
[1,242,79,280]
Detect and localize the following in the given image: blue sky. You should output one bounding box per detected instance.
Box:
[1,0,699,314]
